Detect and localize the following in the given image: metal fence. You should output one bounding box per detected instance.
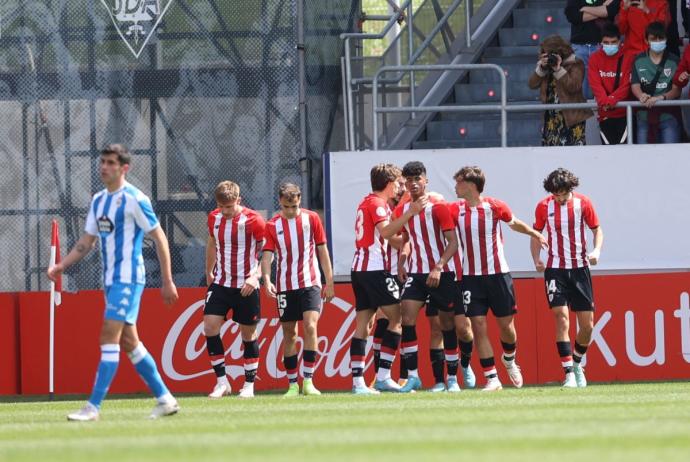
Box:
[0,0,357,292]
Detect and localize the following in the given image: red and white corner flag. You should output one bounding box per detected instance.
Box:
[50,219,62,306]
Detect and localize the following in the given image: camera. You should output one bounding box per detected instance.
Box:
[546,53,559,67]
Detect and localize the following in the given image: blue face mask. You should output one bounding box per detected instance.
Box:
[602,44,619,56]
[649,40,667,53]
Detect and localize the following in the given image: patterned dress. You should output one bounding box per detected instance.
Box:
[541,75,586,146]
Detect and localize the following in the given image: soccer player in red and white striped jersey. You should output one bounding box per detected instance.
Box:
[350,164,421,394]
[204,181,265,399]
[261,183,334,396]
[382,161,459,393]
[452,166,547,392]
[531,168,603,388]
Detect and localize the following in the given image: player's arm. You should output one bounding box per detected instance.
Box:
[375,221,404,249]
[148,226,179,306]
[316,244,335,303]
[530,236,546,272]
[260,250,276,298]
[380,196,428,239]
[397,238,410,282]
[206,235,216,286]
[46,233,97,282]
[240,240,264,297]
[427,229,458,288]
[588,226,604,265]
[509,218,548,249]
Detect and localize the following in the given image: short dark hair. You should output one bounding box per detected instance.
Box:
[543,168,580,193]
[453,166,485,193]
[279,182,301,201]
[101,143,131,165]
[601,23,620,40]
[370,163,401,192]
[645,21,666,40]
[402,161,426,178]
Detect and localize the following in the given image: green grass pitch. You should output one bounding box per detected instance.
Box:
[1,382,690,462]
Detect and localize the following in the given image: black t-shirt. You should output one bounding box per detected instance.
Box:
[564,0,620,44]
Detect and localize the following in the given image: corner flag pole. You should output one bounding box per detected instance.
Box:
[49,220,62,401]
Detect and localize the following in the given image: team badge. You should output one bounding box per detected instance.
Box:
[376,206,387,217]
[664,68,672,78]
[100,0,174,58]
[98,216,115,234]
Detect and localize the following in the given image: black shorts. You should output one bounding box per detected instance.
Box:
[460,273,517,318]
[452,281,467,316]
[544,267,595,311]
[401,272,457,313]
[276,286,322,322]
[351,270,400,311]
[204,283,261,325]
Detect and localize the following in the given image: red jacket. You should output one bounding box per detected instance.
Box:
[672,45,690,95]
[588,48,633,120]
[617,0,670,57]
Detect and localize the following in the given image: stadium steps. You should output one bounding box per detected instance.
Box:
[413,0,570,149]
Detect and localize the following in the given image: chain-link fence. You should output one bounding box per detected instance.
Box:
[0,0,357,292]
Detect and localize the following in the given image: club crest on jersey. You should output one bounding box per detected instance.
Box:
[100,0,174,58]
[664,68,672,78]
[98,216,115,234]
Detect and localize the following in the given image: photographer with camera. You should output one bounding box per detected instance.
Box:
[618,0,670,56]
[565,0,620,99]
[529,35,594,146]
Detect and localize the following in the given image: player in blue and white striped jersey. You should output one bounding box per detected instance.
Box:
[48,144,180,421]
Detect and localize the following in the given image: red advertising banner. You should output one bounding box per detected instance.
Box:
[13,273,690,395]
[0,293,20,394]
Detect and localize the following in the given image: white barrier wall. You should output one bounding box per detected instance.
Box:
[324,144,690,277]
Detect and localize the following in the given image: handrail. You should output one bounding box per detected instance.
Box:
[373,63,508,149]
[340,0,414,150]
[372,62,690,149]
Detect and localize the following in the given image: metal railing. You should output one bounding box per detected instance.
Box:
[372,63,690,150]
[373,63,508,149]
[341,0,476,150]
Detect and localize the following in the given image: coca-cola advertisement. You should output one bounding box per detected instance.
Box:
[9,273,690,395]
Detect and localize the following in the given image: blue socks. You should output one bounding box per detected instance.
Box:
[88,344,120,408]
[128,343,171,401]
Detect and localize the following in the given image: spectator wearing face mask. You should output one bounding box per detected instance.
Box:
[588,24,634,144]
[631,21,681,143]
[618,0,670,56]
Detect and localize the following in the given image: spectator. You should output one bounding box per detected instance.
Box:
[565,0,621,99]
[588,23,634,144]
[529,35,594,146]
[618,0,670,56]
[631,21,681,143]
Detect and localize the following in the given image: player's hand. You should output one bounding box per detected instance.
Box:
[398,266,408,283]
[47,263,64,283]
[264,280,277,298]
[322,282,335,303]
[588,248,601,266]
[240,275,259,297]
[679,71,689,83]
[534,259,546,272]
[536,234,549,250]
[426,267,442,288]
[408,196,428,215]
[161,280,179,306]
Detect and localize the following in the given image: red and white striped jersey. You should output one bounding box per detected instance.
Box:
[450,197,513,276]
[388,244,401,276]
[208,207,266,288]
[352,194,391,272]
[533,192,599,269]
[264,208,327,292]
[393,196,455,274]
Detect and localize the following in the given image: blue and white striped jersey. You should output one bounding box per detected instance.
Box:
[85,182,159,286]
